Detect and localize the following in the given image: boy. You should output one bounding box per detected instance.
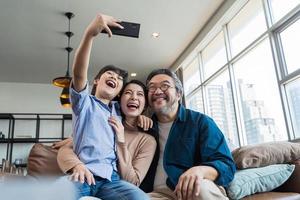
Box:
[70,13,149,200]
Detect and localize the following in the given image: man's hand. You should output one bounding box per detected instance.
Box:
[137,115,153,131]
[174,166,219,200]
[174,166,205,200]
[108,116,125,143]
[85,13,124,38]
[69,164,95,185]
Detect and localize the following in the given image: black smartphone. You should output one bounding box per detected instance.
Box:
[101,21,140,38]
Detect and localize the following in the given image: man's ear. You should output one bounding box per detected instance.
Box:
[176,91,182,100]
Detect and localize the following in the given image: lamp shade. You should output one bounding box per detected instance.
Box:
[60,87,70,98]
[53,76,71,88]
[60,96,71,108]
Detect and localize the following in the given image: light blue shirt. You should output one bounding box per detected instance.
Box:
[70,84,121,181]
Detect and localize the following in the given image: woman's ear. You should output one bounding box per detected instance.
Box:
[93,79,99,84]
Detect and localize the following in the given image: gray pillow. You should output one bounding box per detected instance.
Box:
[227,164,295,200]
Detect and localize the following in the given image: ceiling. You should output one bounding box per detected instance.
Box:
[0,0,223,84]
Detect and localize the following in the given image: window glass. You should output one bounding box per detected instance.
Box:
[233,39,287,145]
[205,70,239,148]
[285,78,300,138]
[228,0,267,56]
[270,0,300,23]
[186,89,204,113]
[183,57,201,95]
[280,19,300,74]
[202,31,227,80]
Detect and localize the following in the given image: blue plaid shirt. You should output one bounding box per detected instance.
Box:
[70,84,121,181]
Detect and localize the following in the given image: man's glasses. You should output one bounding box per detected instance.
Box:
[147,83,174,93]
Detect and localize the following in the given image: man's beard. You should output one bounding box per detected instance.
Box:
[155,98,178,116]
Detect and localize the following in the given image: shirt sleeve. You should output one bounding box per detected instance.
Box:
[117,133,157,186]
[70,82,89,116]
[199,116,236,187]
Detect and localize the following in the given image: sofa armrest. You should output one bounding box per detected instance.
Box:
[242,192,300,200]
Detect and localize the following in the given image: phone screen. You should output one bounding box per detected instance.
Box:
[101,21,140,38]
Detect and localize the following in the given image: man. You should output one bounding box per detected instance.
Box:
[145,69,236,200]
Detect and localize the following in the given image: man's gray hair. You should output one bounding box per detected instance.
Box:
[146,68,183,97]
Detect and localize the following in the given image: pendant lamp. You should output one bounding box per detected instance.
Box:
[52,12,74,88]
[60,96,71,108]
[53,12,74,108]
[60,86,70,99]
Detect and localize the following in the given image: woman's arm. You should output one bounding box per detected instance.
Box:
[57,139,95,185]
[56,139,80,173]
[117,133,157,186]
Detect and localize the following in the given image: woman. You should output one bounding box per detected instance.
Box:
[56,80,157,193]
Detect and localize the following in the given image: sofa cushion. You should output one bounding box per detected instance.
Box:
[232,142,300,169]
[27,143,63,177]
[227,164,295,200]
[274,160,300,193]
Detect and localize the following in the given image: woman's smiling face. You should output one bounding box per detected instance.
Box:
[120,83,146,118]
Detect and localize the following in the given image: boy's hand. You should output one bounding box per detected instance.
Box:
[69,164,95,185]
[108,116,125,143]
[85,13,124,37]
[137,115,153,131]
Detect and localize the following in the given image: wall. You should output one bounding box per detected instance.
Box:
[0,82,71,114]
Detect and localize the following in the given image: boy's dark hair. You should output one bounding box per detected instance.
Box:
[119,79,148,108]
[91,65,128,95]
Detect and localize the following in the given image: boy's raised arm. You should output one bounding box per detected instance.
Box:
[72,14,123,92]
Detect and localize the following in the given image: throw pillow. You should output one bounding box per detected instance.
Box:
[232,141,300,169]
[27,143,63,177]
[227,164,295,200]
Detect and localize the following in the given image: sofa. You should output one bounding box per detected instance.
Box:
[21,141,300,199]
[230,141,300,200]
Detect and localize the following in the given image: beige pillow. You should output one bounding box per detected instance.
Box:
[27,143,63,177]
[232,142,300,169]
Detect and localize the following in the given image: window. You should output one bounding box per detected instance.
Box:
[232,39,287,144]
[202,31,227,80]
[186,89,204,113]
[183,57,201,95]
[279,18,300,74]
[269,0,300,23]
[228,0,267,56]
[285,78,300,138]
[205,70,239,148]
[181,0,300,146]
